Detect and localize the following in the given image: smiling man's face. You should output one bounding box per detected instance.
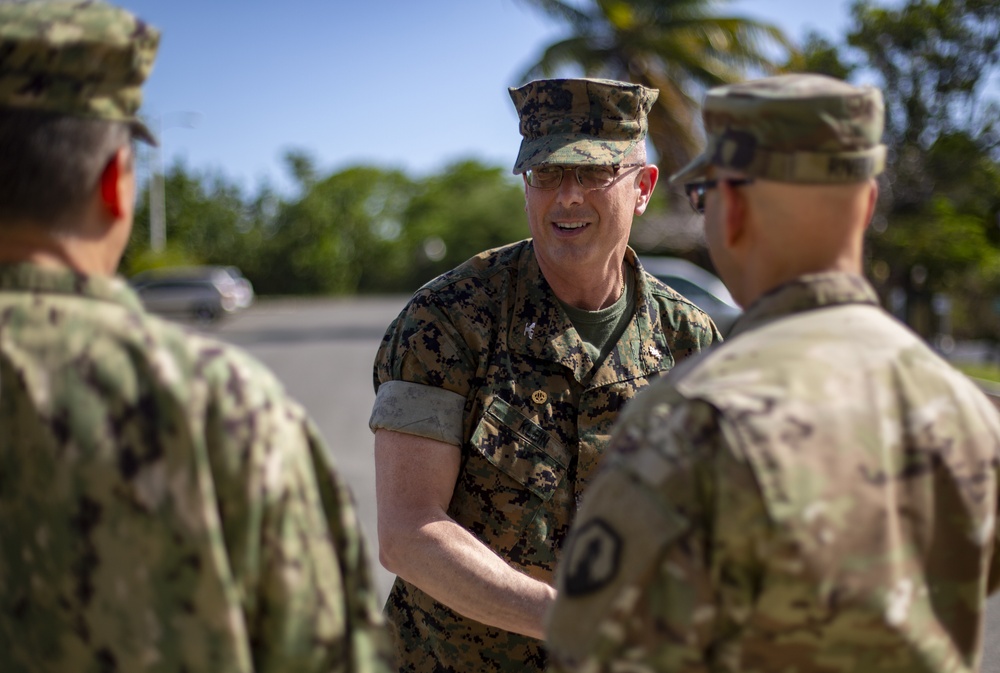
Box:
[523,163,652,277]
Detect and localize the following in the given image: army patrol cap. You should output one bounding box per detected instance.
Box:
[670,73,886,184]
[509,78,659,175]
[0,0,160,144]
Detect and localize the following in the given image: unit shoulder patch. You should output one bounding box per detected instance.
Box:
[564,517,623,597]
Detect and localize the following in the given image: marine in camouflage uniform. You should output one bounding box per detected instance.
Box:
[547,74,1000,672]
[370,79,720,672]
[0,3,389,671]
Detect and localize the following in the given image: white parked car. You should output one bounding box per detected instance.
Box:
[130,266,254,323]
[640,256,742,333]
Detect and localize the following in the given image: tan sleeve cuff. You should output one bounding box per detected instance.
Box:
[368,380,465,446]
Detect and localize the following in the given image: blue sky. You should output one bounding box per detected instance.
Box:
[117,0,858,194]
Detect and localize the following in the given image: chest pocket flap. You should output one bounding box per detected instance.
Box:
[470,396,567,501]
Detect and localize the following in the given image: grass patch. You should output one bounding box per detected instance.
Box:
[955,362,1000,384]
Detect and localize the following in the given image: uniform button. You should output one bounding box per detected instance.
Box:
[531,390,548,404]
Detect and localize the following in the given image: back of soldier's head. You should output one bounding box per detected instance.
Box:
[0,0,159,225]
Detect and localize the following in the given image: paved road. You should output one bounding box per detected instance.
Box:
[196,297,1000,670]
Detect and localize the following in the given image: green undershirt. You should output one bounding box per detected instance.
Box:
[558,264,636,369]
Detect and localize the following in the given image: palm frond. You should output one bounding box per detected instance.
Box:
[516,0,798,181]
[512,0,595,33]
[517,36,612,82]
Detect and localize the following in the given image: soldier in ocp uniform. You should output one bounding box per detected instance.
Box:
[547,73,1000,672]
[0,2,389,671]
[370,79,721,672]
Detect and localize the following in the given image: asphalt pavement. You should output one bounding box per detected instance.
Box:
[197,296,1000,670]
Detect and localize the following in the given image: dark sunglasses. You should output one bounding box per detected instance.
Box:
[684,178,755,214]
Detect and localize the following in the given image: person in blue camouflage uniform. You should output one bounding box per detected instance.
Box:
[370,78,721,672]
[0,2,389,671]
[546,74,1000,672]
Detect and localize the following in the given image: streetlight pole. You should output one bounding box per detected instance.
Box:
[149,116,165,252]
[147,111,201,254]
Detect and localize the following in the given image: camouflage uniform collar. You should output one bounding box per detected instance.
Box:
[0,262,143,313]
[506,242,583,379]
[510,244,673,384]
[729,271,879,339]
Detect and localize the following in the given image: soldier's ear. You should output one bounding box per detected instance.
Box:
[720,178,748,248]
[862,178,879,230]
[98,146,133,221]
[633,165,658,216]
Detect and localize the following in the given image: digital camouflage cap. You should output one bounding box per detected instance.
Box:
[509,78,658,175]
[0,0,160,144]
[670,73,886,184]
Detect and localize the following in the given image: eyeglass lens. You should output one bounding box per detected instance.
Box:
[528,165,617,190]
[685,182,708,214]
[684,178,755,214]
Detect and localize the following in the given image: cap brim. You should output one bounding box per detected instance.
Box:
[668,151,710,185]
[513,134,638,174]
[130,119,158,146]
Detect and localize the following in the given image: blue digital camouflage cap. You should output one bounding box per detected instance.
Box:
[509,78,659,175]
[0,0,160,144]
[670,73,886,184]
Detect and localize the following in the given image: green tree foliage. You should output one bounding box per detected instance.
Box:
[282,148,320,194]
[848,0,1000,209]
[791,32,855,80]
[124,159,528,296]
[848,0,1000,339]
[516,0,794,178]
[124,161,258,276]
[392,160,527,291]
[255,166,414,295]
[795,0,1000,340]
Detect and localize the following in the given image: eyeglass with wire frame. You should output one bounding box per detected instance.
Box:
[684,178,755,214]
[525,163,645,190]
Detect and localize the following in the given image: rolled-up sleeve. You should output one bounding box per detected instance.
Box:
[369,380,465,446]
[371,290,476,446]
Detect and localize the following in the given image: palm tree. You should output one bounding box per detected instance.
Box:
[515,0,795,180]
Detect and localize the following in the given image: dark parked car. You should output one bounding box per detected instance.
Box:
[640,256,742,333]
[130,266,254,323]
